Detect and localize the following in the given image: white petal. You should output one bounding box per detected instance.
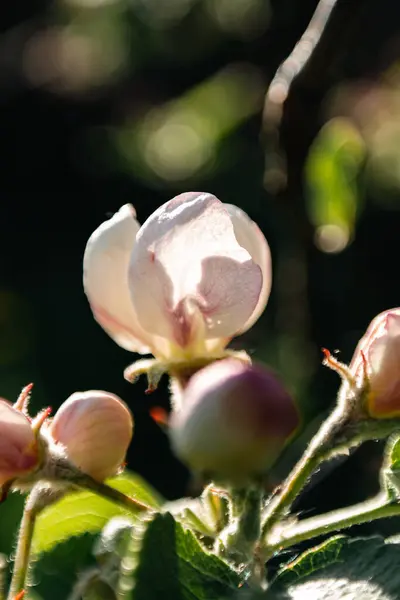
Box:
[128,192,262,348]
[224,204,272,332]
[83,205,153,354]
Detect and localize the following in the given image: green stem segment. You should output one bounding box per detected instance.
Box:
[8,486,63,599]
[260,403,400,551]
[71,473,150,514]
[264,493,400,555]
[261,405,349,541]
[8,503,36,599]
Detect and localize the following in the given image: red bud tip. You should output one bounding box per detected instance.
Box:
[14,591,25,600]
[321,347,331,359]
[145,386,156,395]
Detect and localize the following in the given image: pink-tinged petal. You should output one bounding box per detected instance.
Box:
[349,308,400,418]
[0,400,35,449]
[128,192,262,348]
[224,204,272,332]
[0,400,38,485]
[49,391,133,481]
[83,205,153,354]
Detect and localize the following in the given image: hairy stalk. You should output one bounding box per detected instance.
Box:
[259,399,400,564]
[8,486,63,599]
[41,449,152,514]
[216,486,264,589]
[261,403,349,544]
[70,471,150,514]
[0,554,8,600]
[265,492,400,554]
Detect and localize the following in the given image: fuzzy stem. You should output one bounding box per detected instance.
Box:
[42,450,152,515]
[70,472,151,514]
[0,554,7,600]
[8,486,62,599]
[264,493,400,555]
[261,404,349,542]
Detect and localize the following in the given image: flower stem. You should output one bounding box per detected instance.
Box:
[8,486,63,599]
[260,405,400,553]
[44,452,152,515]
[0,554,8,600]
[71,472,151,514]
[264,492,400,555]
[261,405,349,543]
[8,506,35,599]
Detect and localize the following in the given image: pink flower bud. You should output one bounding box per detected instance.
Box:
[350,308,400,418]
[83,193,271,362]
[48,391,134,481]
[0,399,39,486]
[169,359,299,481]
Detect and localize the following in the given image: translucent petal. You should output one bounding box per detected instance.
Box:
[83,205,153,354]
[129,193,262,348]
[224,204,272,332]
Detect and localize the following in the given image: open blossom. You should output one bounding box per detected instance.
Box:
[48,391,133,481]
[350,308,400,418]
[83,192,271,363]
[0,399,40,486]
[169,359,299,481]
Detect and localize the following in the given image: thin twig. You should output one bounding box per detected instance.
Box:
[263,0,338,128]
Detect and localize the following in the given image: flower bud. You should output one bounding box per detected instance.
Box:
[350,308,400,418]
[0,399,40,486]
[49,391,133,481]
[169,359,299,481]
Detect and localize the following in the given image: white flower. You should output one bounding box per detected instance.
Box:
[83,192,271,362]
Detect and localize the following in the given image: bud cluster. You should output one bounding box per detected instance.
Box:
[0,387,134,492]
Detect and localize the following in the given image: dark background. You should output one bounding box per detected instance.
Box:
[1,0,400,553]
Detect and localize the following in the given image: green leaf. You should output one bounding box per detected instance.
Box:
[32,471,163,556]
[268,535,400,600]
[33,534,96,600]
[118,512,243,600]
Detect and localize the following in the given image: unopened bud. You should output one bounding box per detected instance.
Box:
[169,359,299,482]
[48,391,134,481]
[350,308,400,418]
[0,399,40,486]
